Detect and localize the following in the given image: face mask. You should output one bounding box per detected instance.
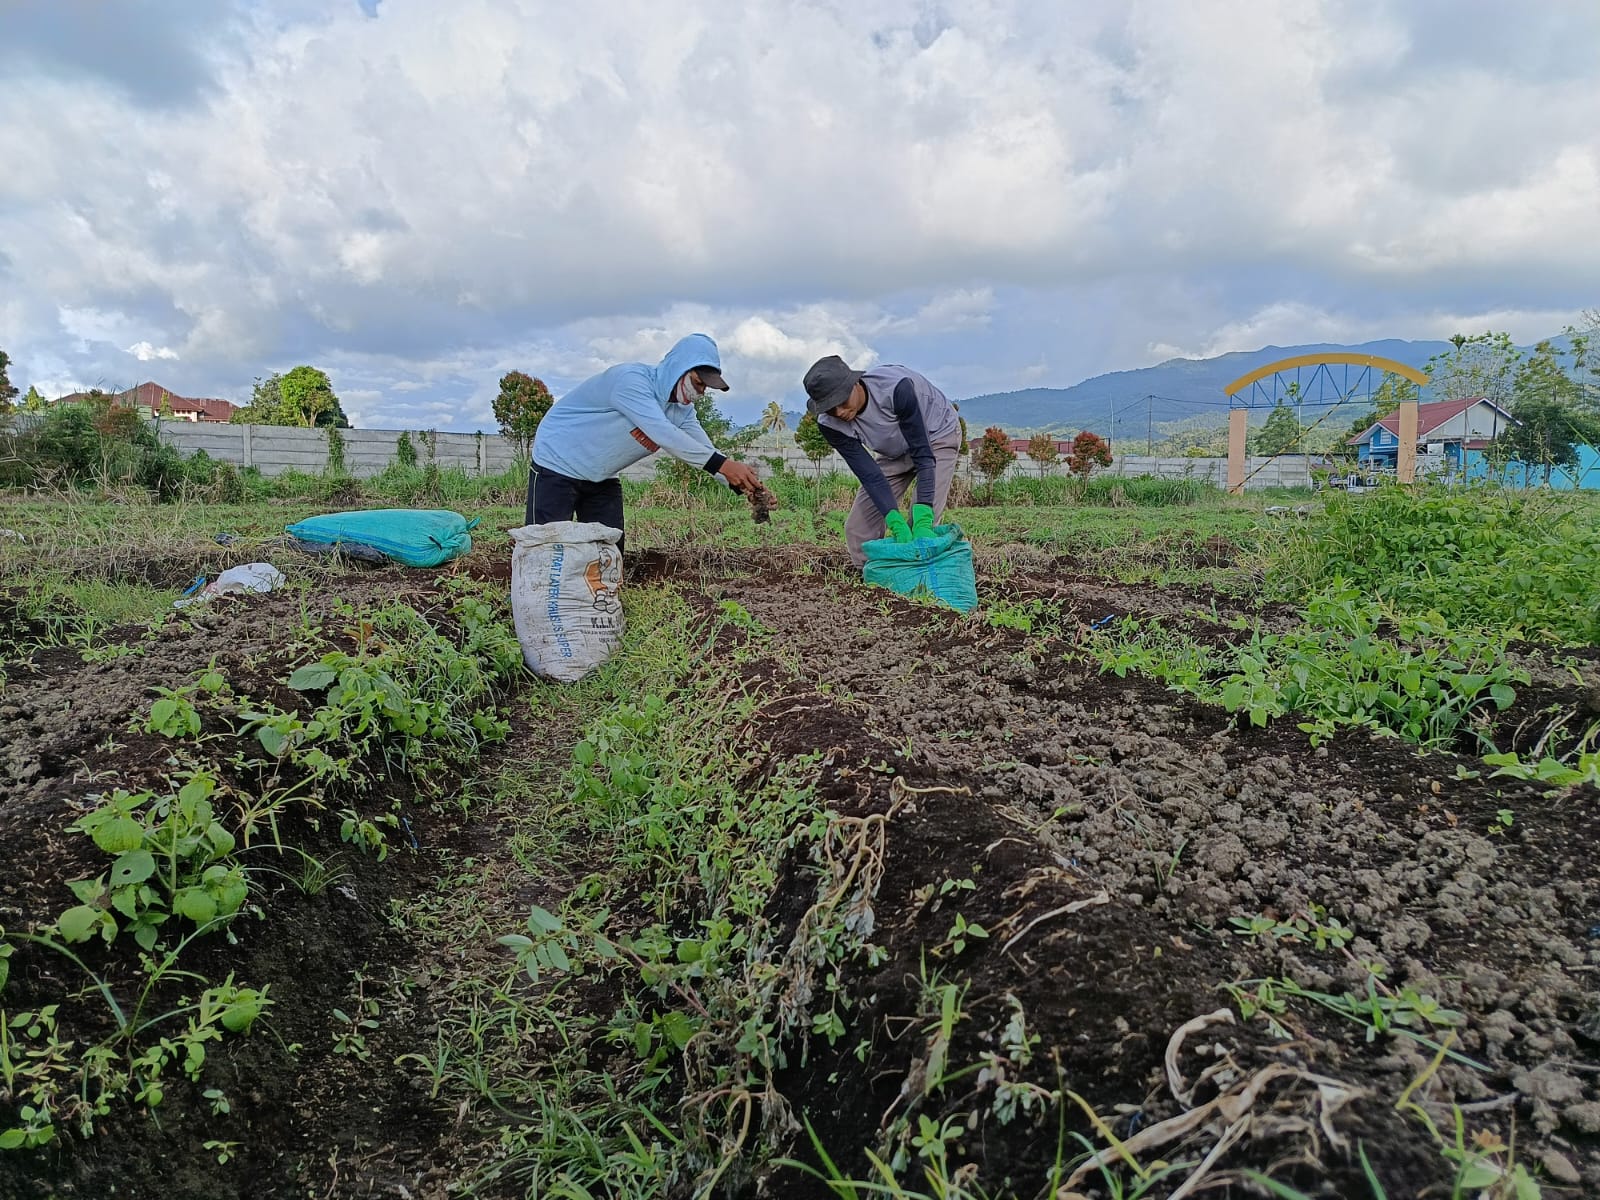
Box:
[673,374,700,405]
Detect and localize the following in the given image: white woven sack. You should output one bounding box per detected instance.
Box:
[508,522,625,682]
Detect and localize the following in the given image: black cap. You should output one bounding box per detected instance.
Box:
[803,355,863,416]
[694,366,730,392]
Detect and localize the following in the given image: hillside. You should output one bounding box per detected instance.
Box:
[952,337,1543,435]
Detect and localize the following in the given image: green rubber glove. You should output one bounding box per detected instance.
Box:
[884,510,913,543]
[911,503,936,539]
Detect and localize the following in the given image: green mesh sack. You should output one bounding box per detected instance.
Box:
[284,509,477,568]
[861,524,978,613]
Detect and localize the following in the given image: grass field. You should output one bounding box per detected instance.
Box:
[2,471,1597,1199]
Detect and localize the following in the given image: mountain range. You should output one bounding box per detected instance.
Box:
[951,336,1564,436]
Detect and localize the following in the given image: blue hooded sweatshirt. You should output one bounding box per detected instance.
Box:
[532,334,730,482]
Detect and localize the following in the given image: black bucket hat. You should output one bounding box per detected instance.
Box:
[803,355,863,416]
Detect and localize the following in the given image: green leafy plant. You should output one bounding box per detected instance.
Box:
[60,774,245,949]
[1088,585,1526,750]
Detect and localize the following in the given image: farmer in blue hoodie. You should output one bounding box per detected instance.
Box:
[527,334,760,547]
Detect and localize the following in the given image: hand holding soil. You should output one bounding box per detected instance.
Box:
[744,480,779,524]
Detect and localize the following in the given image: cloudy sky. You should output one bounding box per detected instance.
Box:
[2,1,1597,430]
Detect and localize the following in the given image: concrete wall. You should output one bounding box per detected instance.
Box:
[148,420,1311,490]
[155,422,519,478]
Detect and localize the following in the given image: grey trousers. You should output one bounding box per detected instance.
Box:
[844,431,962,568]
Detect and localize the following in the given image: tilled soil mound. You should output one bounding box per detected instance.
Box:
[692,565,1600,1197]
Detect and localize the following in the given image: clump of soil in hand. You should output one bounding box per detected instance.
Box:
[746,482,778,524]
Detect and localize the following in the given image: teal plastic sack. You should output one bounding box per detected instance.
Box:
[284,509,479,568]
[861,524,978,612]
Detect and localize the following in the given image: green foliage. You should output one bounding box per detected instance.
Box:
[232,366,345,427]
[394,430,418,468]
[492,370,554,463]
[1251,399,1304,456]
[0,582,522,1152]
[61,774,245,950]
[470,594,882,1191]
[972,426,1016,500]
[988,473,1210,507]
[794,411,832,465]
[0,393,217,499]
[0,349,16,409]
[1270,487,1600,644]
[1496,340,1600,482]
[1089,585,1526,749]
[1425,331,1522,406]
[326,425,347,474]
[283,365,343,427]
[1484,722,1600,791]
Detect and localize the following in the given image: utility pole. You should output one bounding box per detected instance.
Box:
[1146,394,1154,456]
[1107,398,1114,452]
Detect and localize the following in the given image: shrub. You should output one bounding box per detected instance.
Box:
[972,427,1016,502]
[1270,486,1600,644]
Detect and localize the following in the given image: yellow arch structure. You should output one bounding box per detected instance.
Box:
[1224,353,1428,492]
[1223,352,1428,397]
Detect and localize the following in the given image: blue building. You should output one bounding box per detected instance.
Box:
[1347,397,1514,473]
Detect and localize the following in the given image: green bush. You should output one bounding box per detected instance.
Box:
[1090,585,1526,750]
[1271,487,1600,644]
[990,474,1214,508]
[2,401,225,502]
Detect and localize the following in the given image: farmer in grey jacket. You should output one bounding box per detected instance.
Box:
[802,355,962,568]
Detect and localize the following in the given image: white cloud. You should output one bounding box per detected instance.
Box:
[128,341,180,362]
[0,1,1595,425]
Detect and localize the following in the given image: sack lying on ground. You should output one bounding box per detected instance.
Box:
[173,563,286,609]
[509,522,625,682]
[862,524,979,613]
[284,509,477,568]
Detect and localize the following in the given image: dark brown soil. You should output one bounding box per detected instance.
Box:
[4,548,1597,1199]
[0,575,499,1200]
[690,564,1600,1198]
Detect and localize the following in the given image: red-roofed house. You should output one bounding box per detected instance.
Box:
[1347,397,1515,471]
[56,382,238,422]
[1007,437,1074,456]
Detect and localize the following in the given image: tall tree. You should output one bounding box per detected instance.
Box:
[1025,432,1061,478]
[493,371,555,464]
[760,401,786,435]
[793,412,832,505]
[794,412,832,472]
[22,386,46,412]
[231,373,283,424]
[279,366,340,427]
[232,367,344,427]
[1425,331,1522,406]
[0,349,17,409]
[1562,313,1600,414]
[1500,339,1600,483]
[1252,400,1304,456]
[1497,399,1600,485]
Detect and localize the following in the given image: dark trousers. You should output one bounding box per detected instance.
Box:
[527,468,625,553]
